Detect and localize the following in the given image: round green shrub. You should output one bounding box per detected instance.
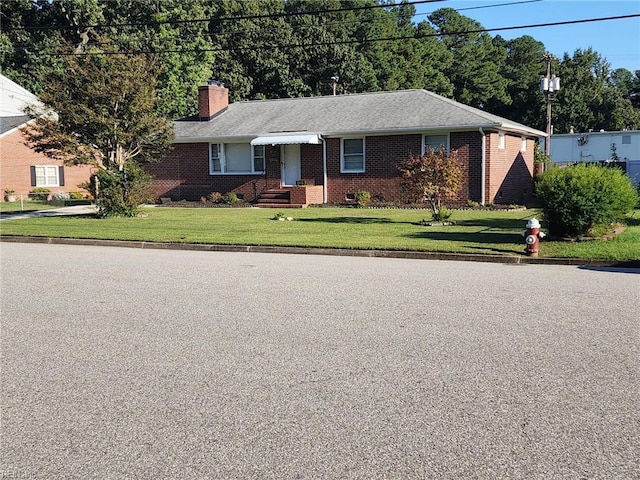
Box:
[31,187,51,201]
[354,190,371,207]
[535,164,637,237]
[222,192,239,204]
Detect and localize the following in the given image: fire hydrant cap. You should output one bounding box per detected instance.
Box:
[526,218,541,229]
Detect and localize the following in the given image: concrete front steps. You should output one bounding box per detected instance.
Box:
[255,189,304,208]
[254,186,324,208]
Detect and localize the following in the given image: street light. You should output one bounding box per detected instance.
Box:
[331,76,339,96]
[540,53,560,158]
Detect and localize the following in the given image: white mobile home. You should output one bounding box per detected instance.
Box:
[548,130,640,184]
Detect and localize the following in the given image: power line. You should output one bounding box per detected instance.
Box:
[1,0,549,53]
[2,0,446,32]
[224,0,546,37]
[449,0,542,14]
[30,13,640,57]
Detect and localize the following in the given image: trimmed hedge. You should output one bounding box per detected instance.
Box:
[536,164,637,237]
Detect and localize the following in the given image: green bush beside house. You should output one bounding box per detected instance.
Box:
[535,164,638,237]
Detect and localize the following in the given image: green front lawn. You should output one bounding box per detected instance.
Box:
[0,200,58,214]
[1,206,638,261]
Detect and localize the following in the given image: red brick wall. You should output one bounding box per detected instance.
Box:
[325,135,422,203]
[451,131,481,204]
[300,144,323,186]
[486,133,534,204]
[148,132,536,205]
[146,143,280,202]
[324,133,486,205]
[289,186,323,205]
[0,127,92,201]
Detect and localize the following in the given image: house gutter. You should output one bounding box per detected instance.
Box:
[322,138,328,203]
[479,127,486,206]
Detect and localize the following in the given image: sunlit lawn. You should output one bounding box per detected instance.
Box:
[1,206,638,261]
[0,200,58,213]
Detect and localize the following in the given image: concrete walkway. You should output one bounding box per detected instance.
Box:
[0,204,98,220]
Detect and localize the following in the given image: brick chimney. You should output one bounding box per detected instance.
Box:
[198,80,229,120]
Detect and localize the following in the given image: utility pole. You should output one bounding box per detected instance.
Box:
[331,76,339,96]
[540,53,560,158]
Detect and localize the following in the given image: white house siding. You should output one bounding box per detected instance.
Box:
[627,161,640,184]
[547,130,640,184]
[549,130,640,163]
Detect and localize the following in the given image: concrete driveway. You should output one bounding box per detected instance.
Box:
[1,242,638,479]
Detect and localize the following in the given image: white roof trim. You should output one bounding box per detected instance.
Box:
[251,133,321,145]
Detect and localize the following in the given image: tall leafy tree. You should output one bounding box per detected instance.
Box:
[555,48,640,132]
[4,0,638,130]
[23,40,174,217]
[428,8,509,109]
[209,0,313,100]
[286,0,379,95]
[554,48,608,133]
[100,0,215,118]
[0,0,69,94]
[486,35,547,129]
[357,2,452,95]
[1,0,214,119]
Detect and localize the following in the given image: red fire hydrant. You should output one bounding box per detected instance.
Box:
[522,217,546,256]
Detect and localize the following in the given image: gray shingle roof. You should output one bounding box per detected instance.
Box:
[0,115,29,136]
[174,89,546,141]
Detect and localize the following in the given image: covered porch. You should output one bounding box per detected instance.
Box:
[252,133,326,207]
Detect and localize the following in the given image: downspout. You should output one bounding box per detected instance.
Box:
[322,137,328,204]
[479,127,486,206]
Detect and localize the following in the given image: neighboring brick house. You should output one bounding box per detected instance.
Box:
[147,82,546,206]
[0,74,92,201]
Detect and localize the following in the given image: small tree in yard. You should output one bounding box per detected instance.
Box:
[397,148,463,218]
[23,40,174,217]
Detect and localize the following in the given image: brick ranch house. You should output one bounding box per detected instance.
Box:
[0,74,92,201]
[147,82,546,206]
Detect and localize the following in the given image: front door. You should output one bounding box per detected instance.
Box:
[281,144,301,187]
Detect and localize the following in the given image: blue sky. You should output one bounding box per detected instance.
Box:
[414,0,640,72]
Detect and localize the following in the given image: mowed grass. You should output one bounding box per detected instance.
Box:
[1,206,638,261]
[0,200,57,213]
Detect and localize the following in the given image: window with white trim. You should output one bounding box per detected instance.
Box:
[209,143,264,174]
[210,144,222,173]
[423,134,449,154]
[341,138,365,173]
[520,136,527,152]
[498,132,505,149]
[34,165,60,187]
[253,145,265,173]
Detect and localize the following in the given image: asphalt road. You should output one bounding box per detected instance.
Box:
[1,243,638,479]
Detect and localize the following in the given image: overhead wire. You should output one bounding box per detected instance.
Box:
[2,0,446,32]
[26,13,640,57]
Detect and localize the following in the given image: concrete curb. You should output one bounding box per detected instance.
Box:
[2,235,637,268]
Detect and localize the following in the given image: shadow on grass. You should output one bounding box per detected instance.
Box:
[33,212,100,220]
[625,215,640,227]
[405,230,522,245]
[453,216,531,230]
[298,216,397,224]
